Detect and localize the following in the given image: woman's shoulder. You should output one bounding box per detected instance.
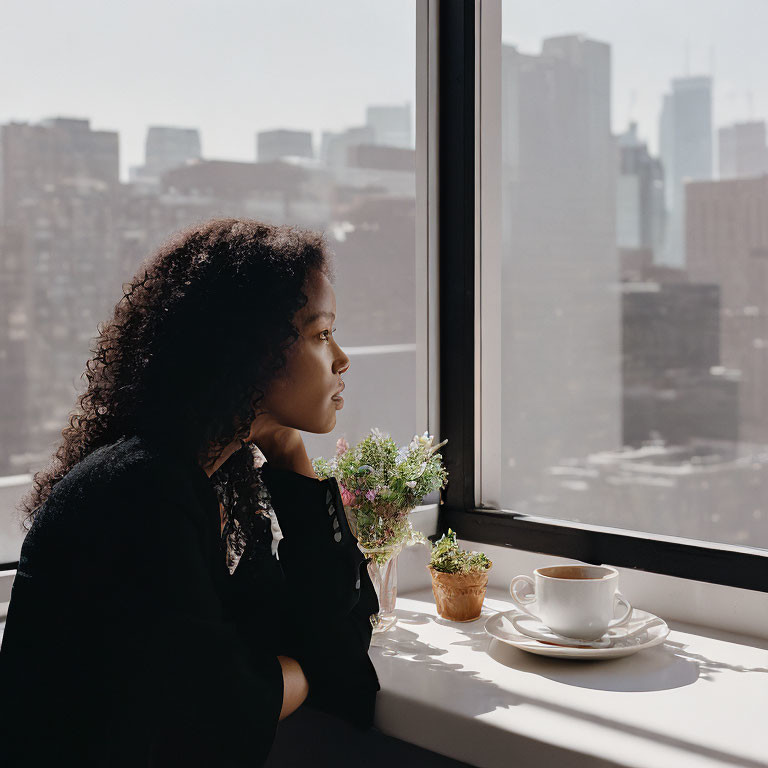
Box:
[19,436,196,579]
[47,435,166,502]
[35,434,207,533]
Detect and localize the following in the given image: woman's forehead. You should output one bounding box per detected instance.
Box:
[301,272,336,321]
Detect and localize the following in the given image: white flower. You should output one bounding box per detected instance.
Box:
[405,480,417,489]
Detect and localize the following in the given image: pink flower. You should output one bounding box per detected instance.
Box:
[335,437,350,457]
[365,489,376,502]
[340,484,356,506]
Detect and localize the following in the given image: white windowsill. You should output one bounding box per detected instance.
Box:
[370,585,768,768]
[368,537,768,768]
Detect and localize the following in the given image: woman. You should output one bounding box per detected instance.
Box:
[0,218,380,767]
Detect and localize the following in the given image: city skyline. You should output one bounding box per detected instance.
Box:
[502,0,768,156]
[2,16,767,556]
[4,1,768,179]
[0,0,416,182]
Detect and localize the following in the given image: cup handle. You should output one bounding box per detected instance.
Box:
[509,575,537,617]
[607,591,633,629]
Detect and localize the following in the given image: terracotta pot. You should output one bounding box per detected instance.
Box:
[427,565,489,621]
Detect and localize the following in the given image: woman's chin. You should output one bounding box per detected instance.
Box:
[302,413,337,435]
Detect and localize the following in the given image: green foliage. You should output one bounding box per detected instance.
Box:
[428,528,492,574]
[311,428,449,558]
[312,456,334,479]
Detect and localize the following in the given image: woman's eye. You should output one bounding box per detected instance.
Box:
[321,328,337,341]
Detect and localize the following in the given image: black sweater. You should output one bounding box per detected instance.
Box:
[0,434,380,767]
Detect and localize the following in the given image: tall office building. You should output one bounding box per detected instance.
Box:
[365,103,412,148]
[145,126,201,175]
[718,121,768,179]
[658,76,713,268]
[622,281,738,446]
[0,118,120,456]
[0,225,27,472]
[256,129,313,163]
[686,176,768,443]
[320,125,375,168]
[1,118,119,222]
[346,144,415,172]
[128,126,201,185]
[161,158,329,226]
[616,122,666,256]
[500,35,621,509]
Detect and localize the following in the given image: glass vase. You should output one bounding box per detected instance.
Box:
[358,542,404,634]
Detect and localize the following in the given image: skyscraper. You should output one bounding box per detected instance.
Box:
[256,129,314,163]
[142,126,201,178]
[621,281,738,446]
[0,118,120,456]
[658,76,713,268]
[365,103,412,148]
[501,35,620,510]
[686,176,768,443]
[616,122,666,256]
[0,225,27,471]
[1,118,119,222]
[320,125,375,168]
[719,121,768,179]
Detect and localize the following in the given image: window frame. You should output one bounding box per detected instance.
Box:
[435,0,768,594]
[3,1,766,594]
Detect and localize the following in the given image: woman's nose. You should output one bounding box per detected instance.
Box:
[336,351,350,374]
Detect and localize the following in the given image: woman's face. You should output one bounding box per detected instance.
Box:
[260,269,350,433]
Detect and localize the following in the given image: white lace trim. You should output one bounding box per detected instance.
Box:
[221,466,284,575]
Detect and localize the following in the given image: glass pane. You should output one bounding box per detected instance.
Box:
[0,0,419,564]
[499,0,768,549]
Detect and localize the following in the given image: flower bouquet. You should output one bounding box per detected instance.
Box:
[312,427,449,632]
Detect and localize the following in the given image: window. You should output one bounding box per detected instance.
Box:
[440,0,767,592]
[0,0,424,566]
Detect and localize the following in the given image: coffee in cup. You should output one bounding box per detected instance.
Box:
[508,564,632,641]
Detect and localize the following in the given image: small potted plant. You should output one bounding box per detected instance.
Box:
[427,528,493,622]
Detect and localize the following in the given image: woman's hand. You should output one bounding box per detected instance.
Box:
[277,655,309,720]
[246,412,316,478]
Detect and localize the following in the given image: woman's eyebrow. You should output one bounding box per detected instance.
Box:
[304,311,336,325]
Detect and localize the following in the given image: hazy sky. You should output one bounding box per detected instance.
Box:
[0,0,415,181]
[2,1,766,179]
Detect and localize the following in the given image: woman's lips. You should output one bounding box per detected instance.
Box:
[332,381,344,407]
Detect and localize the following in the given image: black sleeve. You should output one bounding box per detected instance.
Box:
[100,469,286,766]
[260,463,381,730]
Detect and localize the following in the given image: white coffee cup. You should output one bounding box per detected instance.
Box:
[508,564,632,641]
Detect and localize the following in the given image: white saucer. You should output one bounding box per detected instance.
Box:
[509,610,665,648]
[485,607,669,660]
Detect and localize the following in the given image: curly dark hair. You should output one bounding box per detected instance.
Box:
[18,217,335,530]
